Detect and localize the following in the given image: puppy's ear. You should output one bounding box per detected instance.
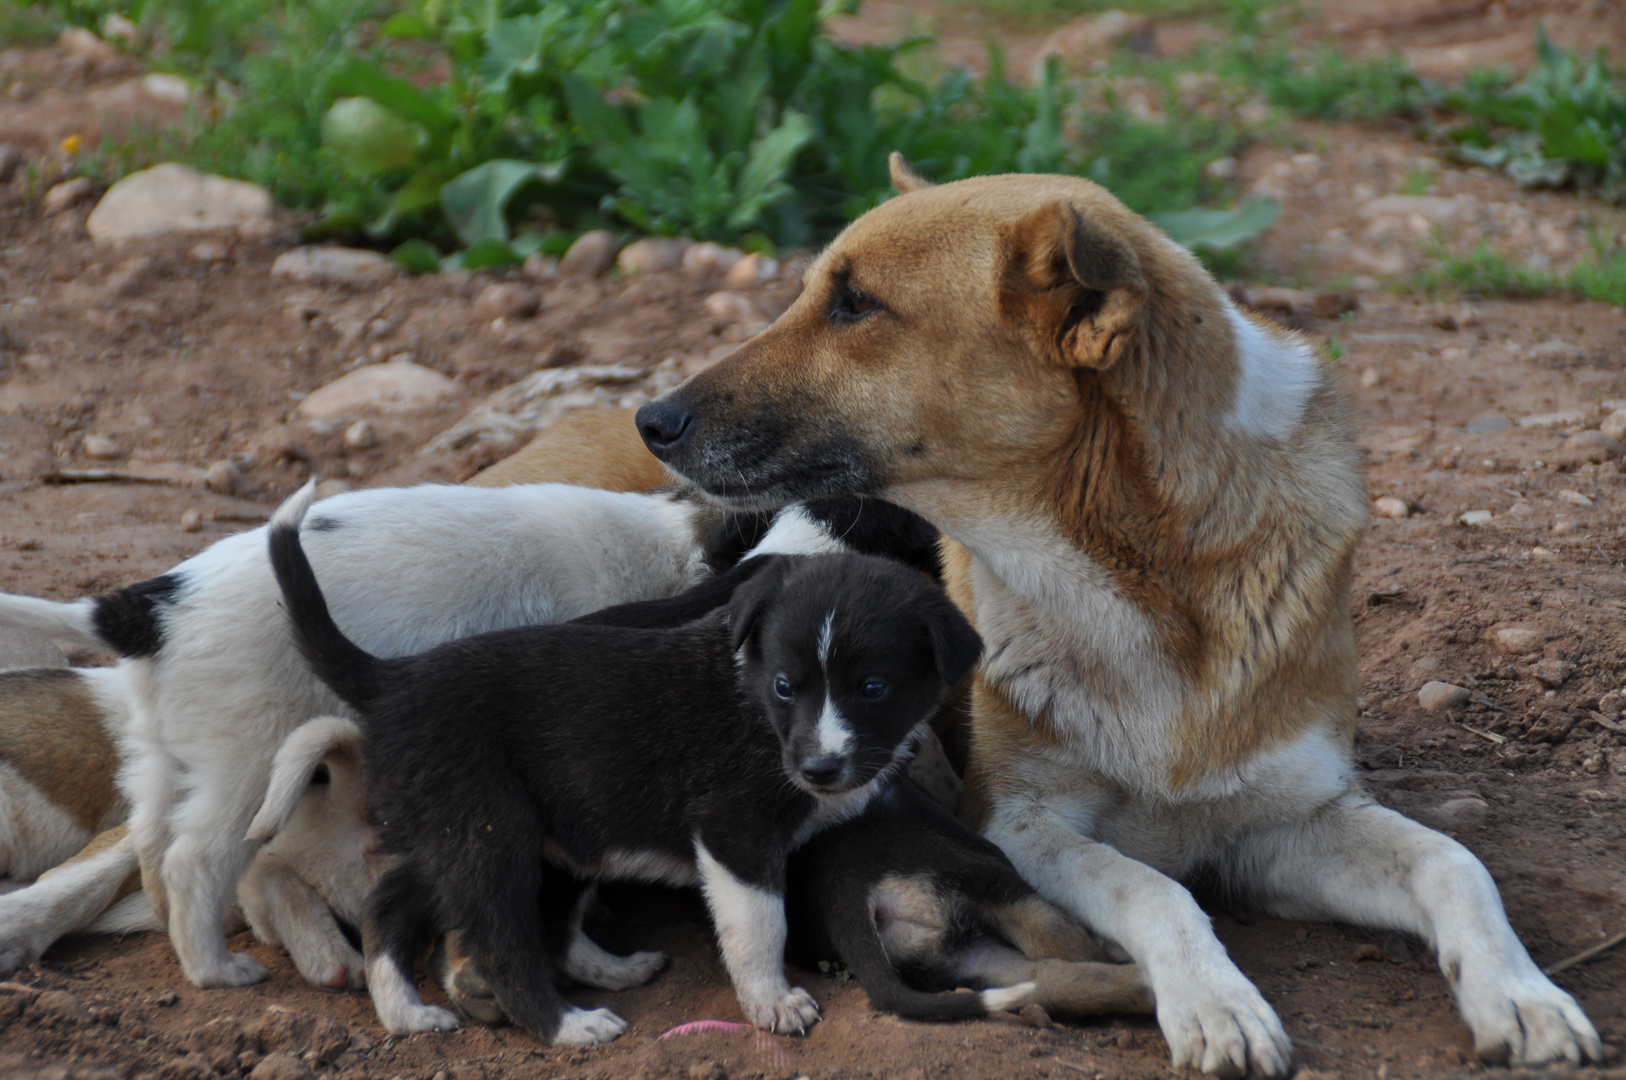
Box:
[1002,201,1146,370]
[727,557,788,652]
[889,152,933,194]
[923,594,983,686]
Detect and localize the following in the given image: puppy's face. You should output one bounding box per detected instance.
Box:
[730,556,981,797]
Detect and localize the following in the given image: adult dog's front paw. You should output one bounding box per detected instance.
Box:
[1157,969,1290,1079]
[746,986,820,1035]
[191,951,270,988]
[1457,968,1601,1066]
[553,1006,628,1046]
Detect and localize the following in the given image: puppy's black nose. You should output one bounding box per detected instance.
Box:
[799,756,845,787]
[636,400,695,454]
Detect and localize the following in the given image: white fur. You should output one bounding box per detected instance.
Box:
[1222,304,1317,441]
[695,841,819,1034]
[813,695,851,757]
[742,505,844,559]
[0,481,713,988]
[979,982,1037,1012]
[368,951,460,1033]
[0,831,140,971]
[553,1006,629,1045]
[816,611,834,667]
[0,595,103,652]
[0,765,97,883]
[561,928,667,991]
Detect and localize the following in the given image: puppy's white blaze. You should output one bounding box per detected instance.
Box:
[814,694,851,756]
[694,841,793,1019]
[816,610,834,669]
[742,505,844,559]
[980,982,1037,1012]
[1223,304,1317,441]
[367,953,459,1033]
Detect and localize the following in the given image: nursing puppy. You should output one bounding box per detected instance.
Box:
[633,158,1600,1072]
[269,484,984,1043]
[0,483,720,988]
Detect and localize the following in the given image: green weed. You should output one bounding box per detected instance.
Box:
[0,1,58,45]
[1410,240,1626,306]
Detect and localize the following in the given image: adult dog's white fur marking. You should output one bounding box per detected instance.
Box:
[1221,303,1318,441]
[695,842,819,1035]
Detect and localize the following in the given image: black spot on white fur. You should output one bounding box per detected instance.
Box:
[91,574,179,657]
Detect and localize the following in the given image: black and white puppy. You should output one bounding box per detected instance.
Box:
[267,485,982,1045]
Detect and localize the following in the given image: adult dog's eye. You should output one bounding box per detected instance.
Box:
[860,679,889,700]
[830,284,880,325]
[773,676,794,701]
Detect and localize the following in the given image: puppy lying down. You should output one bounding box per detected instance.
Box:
[269,484,988,1043]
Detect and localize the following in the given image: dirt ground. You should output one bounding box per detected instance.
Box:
[2,2,1625,1078]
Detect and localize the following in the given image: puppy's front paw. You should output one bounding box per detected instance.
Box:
[1157,969,1290,1079]
[192,951,270,989]
[1457,968,1601,1066]
[746,986,820,1035]
[386,1003,462,1034]
[553,1006,628,1046]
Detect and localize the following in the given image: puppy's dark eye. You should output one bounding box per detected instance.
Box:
[773,676,794,701]
[860,679,889,701]
[830,284,880,325]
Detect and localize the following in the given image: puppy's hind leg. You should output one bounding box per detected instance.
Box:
[365,866,459,1034]
[972,892,1155,1016]
[240,852,365,990]
[160,769,269,987]
[1235,792,1601,1067]
[558,885,667,992]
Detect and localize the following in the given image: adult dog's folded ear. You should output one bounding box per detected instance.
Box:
[726,557,790,653]
[1001,201,1146,371]
[888,152,934,194]
[923,594,983,686]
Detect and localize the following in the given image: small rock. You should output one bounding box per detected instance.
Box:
[7,82,33,103]
[299,360,455,421]
[617,237,690,276]
[143,73,190,104]
[59,26,119,62]
[270,246,393,285]
[154,990,179,1007]
[189,238,230,263]
[1432,797,1489,826]
[1516,409,1587,429]
[688,1063,726,1080]
[0,144,21,183]
[1596,691,1624,720]
[43,177,97,216]
[723,252,778,289]
[1562,431,1622,462]
[87,164,272,243]
[1359,367,1382,388]
[31,989,89,1024]
[521,253,558,281]
[248,1054,314,1080]
[157,1053,210,1080]
[682,241,744,276]
[81,433,122,459]
[1373,496,1408,519]
[0,626,68,670]
[206,459,243,496]
[180,509,205,533]
[1528,339,1584,364]
[102,13,139,42]
[1407,657,1442,686]
[1557,489,1594,508]
[1532,659,1573,687]
[1016,1003,1054,1028]
[559,230,617,278]
[1551,518,1575,535]
[473,282,540,321]
[1358,194,1460,222]
[1312,291,1358,319]
[1458,509,1493,526]
[1492,627,1542,654]
[1418,682,1471,712]
[342,419,377,450]
[1204,156,1238,182]
[704,291,758,322]
[1601,409,1626,444]
[1353,943,1384,962]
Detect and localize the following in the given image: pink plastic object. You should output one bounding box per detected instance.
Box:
[658,1020,750,1039]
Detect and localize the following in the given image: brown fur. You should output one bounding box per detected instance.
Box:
[0,669,123,832]
[467,408,673,493]
[36,823,140,900]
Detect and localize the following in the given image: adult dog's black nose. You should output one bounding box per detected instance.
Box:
[799,756,845,788]
[636,400,695,455]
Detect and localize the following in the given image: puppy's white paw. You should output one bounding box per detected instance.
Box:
[191,951,270,989]
[746,986,820,1035]
[294,942,367,991]
[598,949,668,991]
[553,1006,628,1046]
[1157,969,1290,1079]
[1456,968,1601,1066]
[385,1003,462,1034]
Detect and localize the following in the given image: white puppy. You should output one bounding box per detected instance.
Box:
[0,483,718,988]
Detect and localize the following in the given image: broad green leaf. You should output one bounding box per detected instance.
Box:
[379,13,434,39]
[329,57,454,134]
[321,97,428,177]
[1151,196,1281,252]
[460,238,523,269]
[440,159,565,246]
[391,238,442,273]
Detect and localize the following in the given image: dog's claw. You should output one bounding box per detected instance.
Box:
[749,986,820,1036]
[1158,972,1290,1079]
[1459,968,1602,1066]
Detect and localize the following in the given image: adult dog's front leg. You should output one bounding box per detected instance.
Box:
[986,810,1291,1079]
[1236,792,1600,1067]
[695,844,819,1035]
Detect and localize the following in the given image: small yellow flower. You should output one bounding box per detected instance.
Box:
[60,135,82,155]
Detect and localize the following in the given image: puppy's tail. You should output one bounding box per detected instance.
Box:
[834,915,1033,1023]
[247,714,364,842]
[268,482,383,716]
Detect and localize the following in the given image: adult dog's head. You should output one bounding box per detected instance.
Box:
[636,155,1268,529]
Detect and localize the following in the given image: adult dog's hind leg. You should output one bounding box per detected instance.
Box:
[1234,792,1601,1067]
[986,806,1291,1079]
[0,827,140,973]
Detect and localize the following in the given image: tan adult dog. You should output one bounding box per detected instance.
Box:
[632,157,1601,1075]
